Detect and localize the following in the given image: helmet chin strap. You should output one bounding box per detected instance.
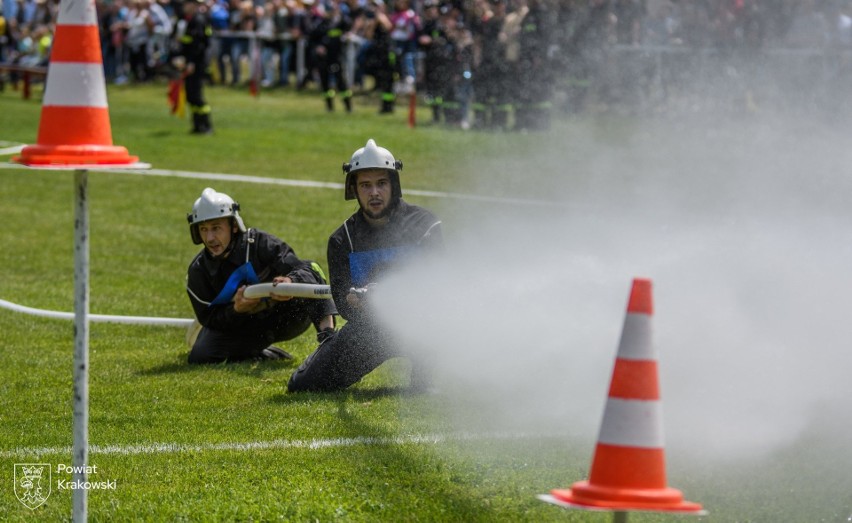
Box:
[208,243,232,260]
[215,241,235,260]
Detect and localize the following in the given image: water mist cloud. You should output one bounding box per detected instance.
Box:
[373,114,852,466]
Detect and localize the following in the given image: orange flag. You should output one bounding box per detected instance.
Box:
[168,77,186,118]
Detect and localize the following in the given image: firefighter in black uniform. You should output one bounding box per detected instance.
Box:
[287,139,443,392]
[185,188,337,364]
[362,0,396,114]
[515,0,554,131]
[417,0,449,123]
[472,0,510,129]
[311,0,354,112]
[438,5,474,127]
[177,0,213,134]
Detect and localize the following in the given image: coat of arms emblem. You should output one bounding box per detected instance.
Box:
[14,463,51,509]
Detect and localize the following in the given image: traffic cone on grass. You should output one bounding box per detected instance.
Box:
[540,278,704,515]
[13,0,139,167]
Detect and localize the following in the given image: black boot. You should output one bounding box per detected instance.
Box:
[256,346,294,361]
[199,113,213,134]
[343,96,352,113]
[326,97,334,112]
[191,113,212,134]
[379,99,394,114]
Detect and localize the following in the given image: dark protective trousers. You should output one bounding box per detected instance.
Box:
[186,67,212,133]
[185,68,206,109]
[188,299,323,364]
[287,317,431,392]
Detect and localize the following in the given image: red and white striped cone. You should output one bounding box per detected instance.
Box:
[540,278,705,514]
[13,0,140,167]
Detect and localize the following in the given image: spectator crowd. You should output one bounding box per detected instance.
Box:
[3,0,852,127]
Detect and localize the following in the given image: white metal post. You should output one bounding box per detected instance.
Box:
[72,169,89,522]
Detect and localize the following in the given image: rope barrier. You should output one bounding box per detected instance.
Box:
[0,298,193,327]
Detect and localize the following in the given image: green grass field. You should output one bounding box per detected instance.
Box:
[1,82,851,522]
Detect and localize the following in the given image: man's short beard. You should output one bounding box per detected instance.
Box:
[360,198,396,220]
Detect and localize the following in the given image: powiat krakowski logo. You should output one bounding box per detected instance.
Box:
[14,463,51,510]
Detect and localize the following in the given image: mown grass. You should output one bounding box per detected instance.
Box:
[0,83,592,522]
[1,82,851,522]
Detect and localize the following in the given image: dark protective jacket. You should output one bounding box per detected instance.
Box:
[419,18,451,89]
[310,11,353,60]
[187,228,331,332]
[326,200,443,321]
[177,12,211,68]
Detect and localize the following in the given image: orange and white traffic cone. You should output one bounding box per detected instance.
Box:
[540,278,705,515]
[13,0,139,167]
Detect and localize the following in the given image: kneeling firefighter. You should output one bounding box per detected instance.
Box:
[185,187,337,363]
[287,139,443,392]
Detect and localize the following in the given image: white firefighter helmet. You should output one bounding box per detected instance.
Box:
[342,138,403,201]
[187,187,246,244]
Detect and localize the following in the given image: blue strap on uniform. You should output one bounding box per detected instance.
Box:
[209,262,260,306]
[348,246,410,287]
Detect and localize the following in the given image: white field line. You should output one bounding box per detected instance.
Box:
[1,159,562,208]
[0,145,25,155]
[0,431,560,459]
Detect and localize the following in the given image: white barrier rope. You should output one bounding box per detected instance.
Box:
[0,298,193,327]
[0,160,563,207]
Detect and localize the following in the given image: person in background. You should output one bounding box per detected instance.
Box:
[438,4,474,128]
[175,0,213,133]
[514,0,555,130]
[100,0,131,84]
[388,0,419,85]
[229,0,256,85]
[361,0,394,113]
[498,0,527,128]
[208,0,231,83]
[310,0,354,111]
[185,188,337,364]
[471,0,508,129]
[273,0,298,87]
[256,0,277,87]
[417,0,448,123]
[296,0,322,89]
[125,0,154,81]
